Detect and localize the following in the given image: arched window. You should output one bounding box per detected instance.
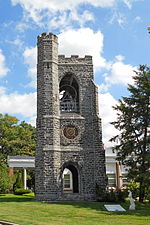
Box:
[59,74,79,113]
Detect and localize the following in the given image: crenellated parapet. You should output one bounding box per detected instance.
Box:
[37,32,58,43]
[58,54,92,64]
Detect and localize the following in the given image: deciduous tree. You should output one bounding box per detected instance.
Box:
[0,114,36,160]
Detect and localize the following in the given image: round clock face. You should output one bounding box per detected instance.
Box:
[63,125,78,139]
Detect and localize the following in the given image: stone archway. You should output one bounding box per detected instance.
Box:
[62,163,79,193]
[59,73,79,113]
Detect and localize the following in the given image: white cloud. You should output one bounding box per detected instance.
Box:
[123,0,132,9]
[69,10,94,27]
[16,23,30,32]
[107,59,136,86]
[71,10,94,23]
[48,12,71,30]
[0,49,10,78]
[99,55,137,91]
[123,0,142,9]
[58,28,106,70]
[6,37,24,50]
[23,47,37,88]
[99,92,118,147]
[11,0,115,12]
[0,89,36,119]
[134,16,142,22]
[108,1,142,27]
[109,11,126,27]
[48,10,94,29]
[98,82,110,93]
[115,55,125,61]
[0,86,7,95]
[11,0,143,29]
[11,0,115,28]
[117,14,126,27]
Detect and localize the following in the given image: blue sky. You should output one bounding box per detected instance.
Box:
[0,0,150,147]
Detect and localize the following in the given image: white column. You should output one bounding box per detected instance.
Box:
[116,162,122,189]
[119,162,123,188]
[23,168,27,190]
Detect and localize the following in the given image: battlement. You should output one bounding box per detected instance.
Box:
[37,32,58,43]
[37,32,92,65]
[58,54,92,65]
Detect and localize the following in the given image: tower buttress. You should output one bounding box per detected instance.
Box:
[35,33,61,201]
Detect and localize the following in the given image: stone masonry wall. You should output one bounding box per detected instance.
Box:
[35,32,107,201]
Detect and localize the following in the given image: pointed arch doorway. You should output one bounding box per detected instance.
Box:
[63,164,79,193]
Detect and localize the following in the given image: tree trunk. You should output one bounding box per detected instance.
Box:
[139,181,145,203]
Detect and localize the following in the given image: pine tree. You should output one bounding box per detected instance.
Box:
[110,65,150,202]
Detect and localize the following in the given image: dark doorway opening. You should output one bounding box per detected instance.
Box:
[63,164,79,193]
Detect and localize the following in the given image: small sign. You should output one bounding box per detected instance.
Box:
[104,204,126,212]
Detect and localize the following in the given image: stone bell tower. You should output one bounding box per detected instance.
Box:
[35,32,107,201]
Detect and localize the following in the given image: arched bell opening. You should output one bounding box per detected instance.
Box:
[62,165,79,193]
[59,73,79,113]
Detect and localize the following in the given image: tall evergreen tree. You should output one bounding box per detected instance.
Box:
[110,65,150,202]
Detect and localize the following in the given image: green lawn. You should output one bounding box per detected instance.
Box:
[0,194,149,225]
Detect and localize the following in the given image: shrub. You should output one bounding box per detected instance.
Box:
[14,188,32,195]
[0,162,13,193]
[13,171,23,191]
[116,189,127,202]
[106,189,118,202]
[144,185,150,201]
[126,182,140,198]
[96,185,126,202]
[96,185,107,202]
[27,170,35,192]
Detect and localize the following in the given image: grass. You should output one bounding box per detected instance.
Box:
[0,194,149,225]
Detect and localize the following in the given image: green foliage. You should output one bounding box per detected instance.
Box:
[96,185,127,202]
[0,113,36,160]
[13,171,23,190]
[15,121,36,156]
[106,190,118,202]
[117,189,128,202]
[0,113,19,159]
[110,65,150,202]
[27,170,35,191]
[0,161,14,193]
[96,186,107,202]
[0,113,36,193]
[14,188,32,195]
[126,182,140,198]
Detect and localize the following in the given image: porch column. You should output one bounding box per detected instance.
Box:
[23,168,27,190]
[116,162,123,189]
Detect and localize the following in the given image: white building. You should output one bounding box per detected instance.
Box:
[105,148,128,189]
[7,149,128,190]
